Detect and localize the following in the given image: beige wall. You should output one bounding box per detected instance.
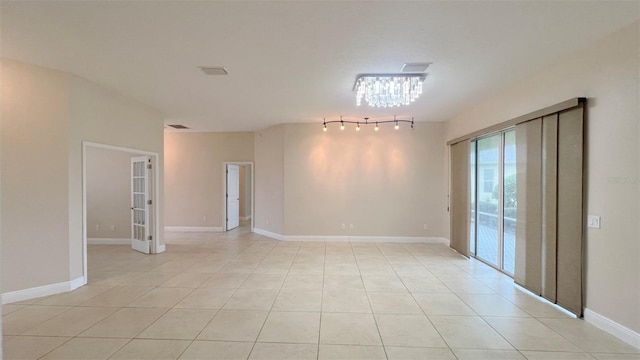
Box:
[1,59,164,293]
[254,125,285,234]
[1,60,71,292]
[164,132,254,228]
[282,123,447,237]
[86,147,133,239]
[445,21,640,333]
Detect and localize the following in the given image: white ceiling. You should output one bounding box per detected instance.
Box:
[1,1,638,132]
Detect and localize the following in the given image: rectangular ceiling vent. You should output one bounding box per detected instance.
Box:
[167,124,189,129]
[402,63,431,73]
[199,66,229,76]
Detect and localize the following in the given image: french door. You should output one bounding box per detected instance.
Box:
[469,129,516,274]
[131,156,152,254]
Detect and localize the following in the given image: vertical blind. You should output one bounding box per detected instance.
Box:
[449,98,585,317]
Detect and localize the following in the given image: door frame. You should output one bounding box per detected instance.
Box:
[221,161,254,232]
[82,141,162,280]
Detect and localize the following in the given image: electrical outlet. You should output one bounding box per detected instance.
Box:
[349,224,354,229]
[203,215,207,222]
[110,225,116,231]
[423,224,428,230]
[95,224,99,231]
[266,219,269,225]
[587,215,601,229]
[341,223,346,230]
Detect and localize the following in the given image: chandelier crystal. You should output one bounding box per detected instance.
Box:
[354,74,425,107]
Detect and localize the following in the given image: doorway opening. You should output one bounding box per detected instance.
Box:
[82,142,162,281]
[222,162,254,232]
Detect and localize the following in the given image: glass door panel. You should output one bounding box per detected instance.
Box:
[469,140,477,255]
[502,130,517,274]
[475,135,501,266]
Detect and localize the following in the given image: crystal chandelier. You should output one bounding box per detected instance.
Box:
[354,74,426,107]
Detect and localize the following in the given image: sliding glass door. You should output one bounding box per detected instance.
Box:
[469,130,516,274]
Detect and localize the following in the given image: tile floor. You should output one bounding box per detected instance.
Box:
[3,226,639,359]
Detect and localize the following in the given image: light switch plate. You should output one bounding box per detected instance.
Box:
[587,215,601,229]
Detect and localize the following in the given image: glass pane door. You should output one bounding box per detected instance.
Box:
[475,135,501,266]
[502,130,517,274]
[469,129,516,274]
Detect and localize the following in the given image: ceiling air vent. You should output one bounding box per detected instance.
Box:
[199,66,229,76]
[167,124,189,129]
[402,63,431,72]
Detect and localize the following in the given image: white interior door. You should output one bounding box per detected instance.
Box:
[131,156,152,254]
[226,164,240,230]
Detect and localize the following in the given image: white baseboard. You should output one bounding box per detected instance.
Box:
[252,229,448,245]
[240,215,252,220]
[584,308,640,349]
[253,227,284,240]
[2,276,86,304]
[164,226,223,232]
[88,238,131,245]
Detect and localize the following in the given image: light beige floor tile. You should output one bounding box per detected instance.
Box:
[400,276,452,293]
[80,307,167,338]
[160,272,213,288]
[35,286,113,306]
[258,311,320,343]
[282,274,324,290]
[138,308,217,340]
[110,339,190,360]
[179,340,254,360]
[323,275,365,291]
[80,286,153,307]
[3,336,70,360]
[250,343,318,359]
[386,347,457,360]
[88,271,144,286]
[2,305,71,335]
[318,344,386,360]
[322,290,372,313]
[325,263,361,275]
[539,318,640,354]
[457,293,530,317]
[289,262,325,274]
[590,354,640,360]
[197,309,268,341]
[521,351,595,359]
[23,306,117,336]
[367,292,422,314]
[253,261,293,274]
[484,317,582,352]
[174,288,236,309]
[123,272,178,287]
[376,313,447,347]
[200,273,250,289]
[2,304,25,316]
[429,315,513,349]
[240,273,286,289]
[439,278,496,294]
[320,313,382,345]
[127,287,193,308]
[39,337,128,360]
[186,262,227,274]
[507,294,572,318]
[362,275,407,292]
[453,349,526,359]
[223,289,278,310]
[413,292,476,315]
[273,289,322,311]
